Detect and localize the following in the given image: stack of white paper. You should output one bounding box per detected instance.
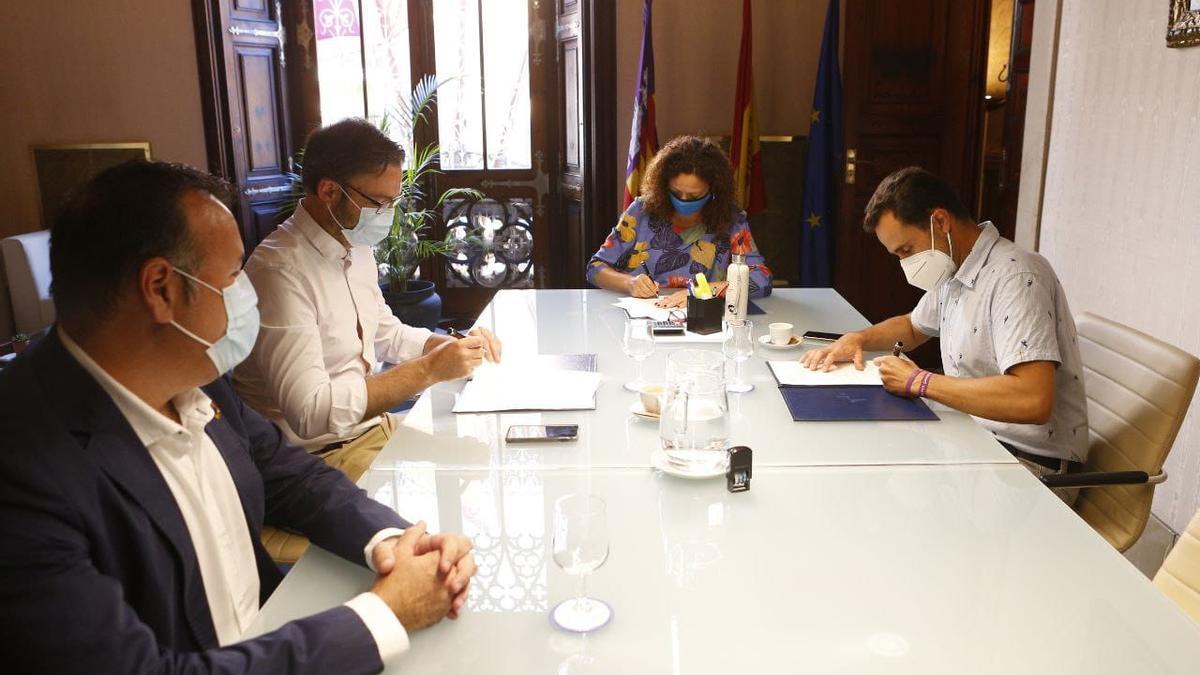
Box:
[612,297,672,321]
[452,360,604,413]
[767,360,884,386]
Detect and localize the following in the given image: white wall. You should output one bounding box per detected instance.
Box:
[1032,0,1200,533]
[0,0,209,239]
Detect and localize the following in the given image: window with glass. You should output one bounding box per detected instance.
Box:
[310,0,537,292]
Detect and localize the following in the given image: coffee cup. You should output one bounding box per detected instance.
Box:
[769,322,794,346]
[640,384,664,415]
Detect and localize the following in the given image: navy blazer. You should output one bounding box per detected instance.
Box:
[0,331,411,674]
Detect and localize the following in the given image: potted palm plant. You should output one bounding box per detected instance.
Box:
[375,75,482,329]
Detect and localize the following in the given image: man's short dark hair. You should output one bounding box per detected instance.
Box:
[50,160,232,324]
[301,118,404,193]
[862,166,973,232]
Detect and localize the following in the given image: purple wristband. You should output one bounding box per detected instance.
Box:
[919,371,934,397]
[904,369,924,397]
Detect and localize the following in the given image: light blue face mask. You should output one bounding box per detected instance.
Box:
[669,191,713,216]
[171,268,260,376]
[331,184,395,247]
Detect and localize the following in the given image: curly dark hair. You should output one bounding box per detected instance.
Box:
[639,135,738,236]
[862,166,972,232]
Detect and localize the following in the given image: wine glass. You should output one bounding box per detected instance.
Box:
[622,317,656,392]
[722,319,755,393]
[551,494,612,634]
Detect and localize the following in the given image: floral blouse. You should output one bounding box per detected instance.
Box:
[586,198,773,296]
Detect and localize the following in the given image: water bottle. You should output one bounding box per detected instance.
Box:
[724,253,749,323]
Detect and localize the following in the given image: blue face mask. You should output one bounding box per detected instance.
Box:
[170,268,261,376]
[670,191,712,216]
[331,184,395,247]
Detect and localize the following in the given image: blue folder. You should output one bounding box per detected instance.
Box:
[747,300,765,315]
[777,385,939,422]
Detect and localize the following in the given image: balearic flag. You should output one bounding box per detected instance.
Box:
[622,0,659,208]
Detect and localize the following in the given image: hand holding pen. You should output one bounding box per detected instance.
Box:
[447,327,503,364]
[628,261,660,298]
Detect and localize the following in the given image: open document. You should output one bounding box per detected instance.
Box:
[767,360,885,386]
[452,358,603,413]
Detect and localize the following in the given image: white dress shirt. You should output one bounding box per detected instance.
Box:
[234,201,433,451]
[59,329,410,660]
[910,222,1089,462]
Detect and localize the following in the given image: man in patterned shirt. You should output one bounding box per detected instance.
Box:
[802,167,1088,502]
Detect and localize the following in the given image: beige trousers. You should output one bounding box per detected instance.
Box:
[260,415,398,565]
[1015,456,1080,507]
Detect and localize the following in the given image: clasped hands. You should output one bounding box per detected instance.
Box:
[370,522,478,631]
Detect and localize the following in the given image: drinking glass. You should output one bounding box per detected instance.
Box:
[551,494,612,633]
[722,320,755,393]
[622,317,655,392]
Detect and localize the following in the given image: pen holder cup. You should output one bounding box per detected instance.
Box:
[686,296,724,335]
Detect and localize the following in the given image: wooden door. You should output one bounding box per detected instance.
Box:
[193,0,295,250]
[553,0,617,289]
[997,0,1035,240]
[835,0,989,365]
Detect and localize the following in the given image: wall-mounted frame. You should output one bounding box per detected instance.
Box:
[30,142,152,228]
[1167,0,1200,48]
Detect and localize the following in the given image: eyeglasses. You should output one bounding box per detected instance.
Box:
[341,183,403,216]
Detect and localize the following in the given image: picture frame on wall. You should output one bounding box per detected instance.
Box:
[1167,0,1200,47]
[31,142,152,228]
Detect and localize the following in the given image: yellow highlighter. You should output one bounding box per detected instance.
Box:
[694,273,713,299]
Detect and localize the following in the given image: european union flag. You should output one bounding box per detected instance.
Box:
[799,0,842,287]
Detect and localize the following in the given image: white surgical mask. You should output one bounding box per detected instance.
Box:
[171,268,260,376]
[331,184,395,247]
[899,215,957,292]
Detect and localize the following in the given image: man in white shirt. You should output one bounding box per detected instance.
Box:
[235,119,501,561]
[235,119,500,456]
[802,167,1088,503]
[0,160,475,674]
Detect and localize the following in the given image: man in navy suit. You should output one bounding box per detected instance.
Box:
[0,161,476,673]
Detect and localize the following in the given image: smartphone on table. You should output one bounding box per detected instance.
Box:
[505,424,580,443]
[801,331,844,343]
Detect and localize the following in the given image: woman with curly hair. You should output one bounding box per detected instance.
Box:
[586,135,773,308]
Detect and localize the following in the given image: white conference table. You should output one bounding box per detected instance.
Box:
[375,289,1016,470]
[250,463,1200,674]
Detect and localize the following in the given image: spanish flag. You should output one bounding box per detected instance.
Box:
[622,0,659,208]
[730,0,765,216]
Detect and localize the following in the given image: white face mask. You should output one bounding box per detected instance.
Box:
[330,184,395,248]
[170,268,261,376]
[899,214,957,292]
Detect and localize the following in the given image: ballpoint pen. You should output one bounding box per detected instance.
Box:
[640,261,659,294]
[892,341,904,357]
[448,327,494,362]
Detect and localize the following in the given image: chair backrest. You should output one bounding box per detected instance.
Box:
[0,230,55,335]
[1153,509,1200,623]
[1074,312,1200,552]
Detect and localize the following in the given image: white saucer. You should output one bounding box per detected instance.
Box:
[629,401,660,421]
[758,334,802,350]
[651,449,727,479]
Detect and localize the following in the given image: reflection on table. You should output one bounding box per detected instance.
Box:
[250,464,1200,674]
[377,289,1017,471]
